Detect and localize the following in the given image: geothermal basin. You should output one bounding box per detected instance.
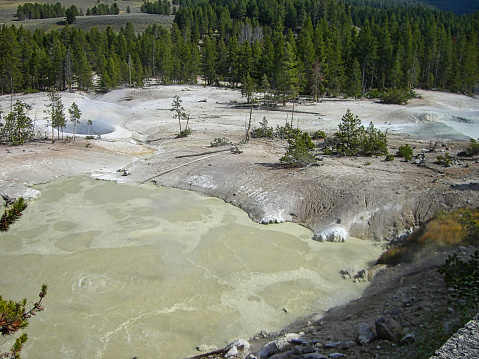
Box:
[0,176,383,359]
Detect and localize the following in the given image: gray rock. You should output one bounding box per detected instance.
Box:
[300,354,328,359]
[294,345,316,354]
[328,354,346,358]
[269,350,296,359]
[342,340,356,349]
[400,333,416,345]
[375,316,404,342]
[256,333,301,358]
[366,264,387,281]
[324,341,341,348]
[227,339,251,351]
[430,314,479,359]
[225,345,238,357]
[195,344,217,352]
[291,338,309,345]
[356,323,375,345]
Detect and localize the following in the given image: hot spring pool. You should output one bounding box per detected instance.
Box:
[0,176,383,358]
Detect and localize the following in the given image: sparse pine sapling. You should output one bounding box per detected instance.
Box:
[68,102,81,141]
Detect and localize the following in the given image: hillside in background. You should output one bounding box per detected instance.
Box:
[418,0,479,15]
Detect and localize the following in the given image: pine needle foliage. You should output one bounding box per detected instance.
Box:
[334,109,388,156]
[0,285,48,359]
[280,131,316,167]
[0,198,27,232]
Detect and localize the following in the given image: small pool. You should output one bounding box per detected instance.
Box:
[64,119,116,136]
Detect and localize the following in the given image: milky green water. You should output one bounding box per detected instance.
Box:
[0,177,383,358]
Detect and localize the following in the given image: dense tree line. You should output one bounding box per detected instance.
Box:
[1,0,478,97]
[141,0,172,15]
[16,2,66,20]
[86,3,120,16]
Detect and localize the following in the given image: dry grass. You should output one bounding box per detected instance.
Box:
[378,208,479,265]
[0,1,173,32]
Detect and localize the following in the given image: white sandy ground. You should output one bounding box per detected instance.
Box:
[1,85,479,239]
[1,85,477,190]
[2,86,478,145]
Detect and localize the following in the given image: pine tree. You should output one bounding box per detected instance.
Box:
[200,35,217,85]
[241,72,254,104]
[260,74,271,108]
[310,59,324,102]
[345,58,362,98]
[1,101,33,143]
[336,109,364,155]
[44,88,65,142]
[276,42,298,106]
[0,285,48,358]
[170,95,188,135]
[0,26,23,94]
[68,102,81,141]
[226,36,239,87]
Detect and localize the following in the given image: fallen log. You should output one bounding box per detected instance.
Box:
[139,147,242,184]
[175,147,241,159]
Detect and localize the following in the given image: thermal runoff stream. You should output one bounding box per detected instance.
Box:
[0,177,383,358]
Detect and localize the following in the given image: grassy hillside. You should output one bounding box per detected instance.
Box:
[0,0,174,32]
[417,0,479,15]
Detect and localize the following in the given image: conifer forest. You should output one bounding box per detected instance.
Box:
[0,0,478,98]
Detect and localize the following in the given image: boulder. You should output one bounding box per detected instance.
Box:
[256,333,301,358]
[375,316,404,342]
[324,341,341,348]
[227,339,251,351]
[355,323,375,345]
[225,345,238,358]
[270,350,296,359]
[400,333,416,345]
[313,225,348,242]
[195,344,217,352]
[366,264,387,281]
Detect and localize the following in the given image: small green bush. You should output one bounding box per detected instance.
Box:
[365,89,382,99]
[210,137,231,147]
[176,128,191,138]
[250,118,274,138]
[439,251,479,313]
[280,132,316,167]
[385,154,394,161]
[436,153,452,167]
[274,122,301,140]
[323,147,334,155]
[380,89,415,105]
[466,139,479,156]
[334,110,388,156]
[310,130,326,140]
[459,210,479,245]
[396,144,414,161]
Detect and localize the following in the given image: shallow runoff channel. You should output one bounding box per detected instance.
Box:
[0,177,383,358]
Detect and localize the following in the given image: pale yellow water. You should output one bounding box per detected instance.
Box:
[0,177,383,358]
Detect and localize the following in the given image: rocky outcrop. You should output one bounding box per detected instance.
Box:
[147,143,479,242]
[375,316,404,342]
[355,323,375,345]
[430,314,479,359]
